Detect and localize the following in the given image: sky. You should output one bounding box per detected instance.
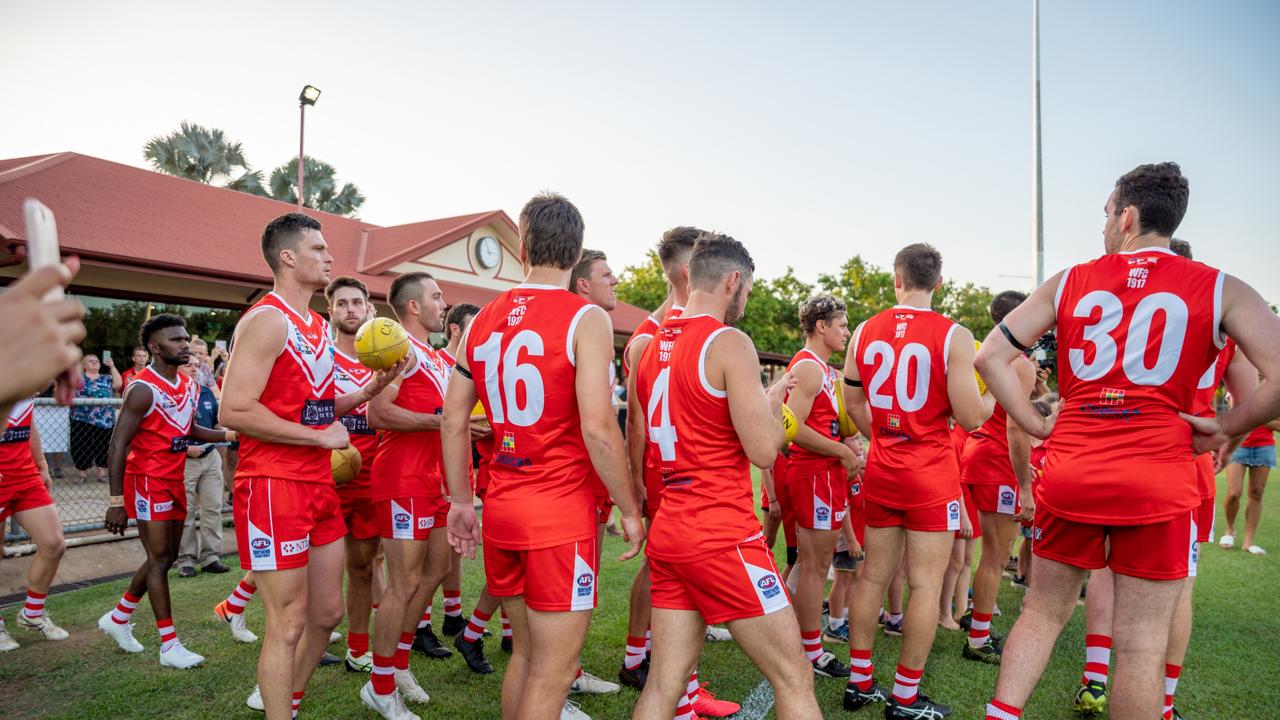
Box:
[3,0,1278,302]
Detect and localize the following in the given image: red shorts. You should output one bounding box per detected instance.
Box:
[125,473,186,522]
[959,483,982,540]
[340,492,379,541]
[865,496,962,533]
[0,473,54,522]
[644,468,662,523]
[235,476,346,571]
[475,463,491,500]
[485,537,597,612]
[1031,506,1196,581]
[376,496,447,541]
[761,481,800,548]
[968,482,1022,516]
[848,478,866,546]
[783,464,849,531]
[596,495,614,526]
[649,535,791,624]
[1195,494,1215,545]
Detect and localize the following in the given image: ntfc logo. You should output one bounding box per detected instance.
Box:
[887,414,901,429]
[501,432,516,453]
[1099,388,1126,406]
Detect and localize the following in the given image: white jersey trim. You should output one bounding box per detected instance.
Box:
[239,304,289,358]
[565,304,596,368]
[1053,266,1073,318]
[1212,270,1226,349]
[698,327,733,399]
[943,323,960,374]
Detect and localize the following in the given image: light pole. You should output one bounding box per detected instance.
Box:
[1031,0,1044,286]
[298,85,321,209]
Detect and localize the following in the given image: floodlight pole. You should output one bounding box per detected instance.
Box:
[1032,0,1044,287]
[297,100,306,209]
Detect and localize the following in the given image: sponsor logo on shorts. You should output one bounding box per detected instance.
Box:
[1033,526,1043,541]
[136,499,148,513]
[418,516,434,530]
[154,500,174,513]
[280,538,309,557]
[947,499,961,532]
[576,572,595,598]
[835,509,847,523]
[250,537,272,559]
[998,485,1017,514]
[815,506,830,521]
[757,573,782,599]
[393,512,411,530]
[830,420,840,437]
[850,482,862,495]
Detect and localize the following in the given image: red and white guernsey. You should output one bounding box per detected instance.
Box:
[464,284,597,549]
[334,349,378,495]
[124,367,197,480]
[0,399,40,484]
[784,348,842,472]
[637,314,760,562]
[852,305,962,510]
[622,305,684,377]
[370,336,449,502]
[1044,248,1224,524]
[235,292,336,483]
[961,405,1015,486]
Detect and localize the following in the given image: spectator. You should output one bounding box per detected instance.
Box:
[120,346,149,388]
[188,338,220,400]
[69,353,120,483]
[175,358,230,576]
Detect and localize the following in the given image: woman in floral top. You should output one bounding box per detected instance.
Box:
[70,354,121,483]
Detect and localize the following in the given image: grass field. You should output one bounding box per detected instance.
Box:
[1,470,1278,720]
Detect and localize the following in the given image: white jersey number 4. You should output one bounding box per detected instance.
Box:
[646,367,678,461]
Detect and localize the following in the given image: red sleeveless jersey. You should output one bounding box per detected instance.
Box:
[852,305,962,510]
[334,349,379,496]
[1243,426,1275,448]
[464,285,597,550]
[784,348,843,472]
[1192,340,1235,418]
[1044,247,1225,524]
[0,399,40,484]
[371,336,449,502]
[124,367,197,480]
[623,305,684,377]
[234,293,336,483]
[636,314,760,562]
[949,422,969,464]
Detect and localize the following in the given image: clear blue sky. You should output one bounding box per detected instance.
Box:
[3,0,1277,302]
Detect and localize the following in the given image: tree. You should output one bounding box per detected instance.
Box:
[267,156,366,217]
[816,255,897,330]
[82,301,239,364]
[936,281,997,341]
[615,250,668,313]
[143,122,265,194]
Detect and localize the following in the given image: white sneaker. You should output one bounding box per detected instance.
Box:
[1220,534,1236,549]
[1247,545,1267,555]
[229,612,258,643]
[98,611,145,653]
[17,612,69,641]
[360,682,421,720]
[246,686,264,712]
[561,699,592,720]
[345,649,374,673]
[394,668,430,704]
[159,640,205,669]
[0,627,19,652]
[704,625,733,642]
[329,630,342,644]
[570,670,620,694]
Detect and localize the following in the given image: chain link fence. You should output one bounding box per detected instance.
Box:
[4,397,122,543]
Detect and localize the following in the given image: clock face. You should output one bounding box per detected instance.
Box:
[476,236,501,269]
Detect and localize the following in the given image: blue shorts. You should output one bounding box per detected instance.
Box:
[1231,445,1276,469]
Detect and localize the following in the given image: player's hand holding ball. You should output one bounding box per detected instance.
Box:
[355,317,411,371]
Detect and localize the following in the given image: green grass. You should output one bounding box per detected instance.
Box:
[2,469,1278,719]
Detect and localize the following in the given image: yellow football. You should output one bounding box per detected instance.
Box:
[331,445,362,486]
[835,385,857,438]
[471,400,486,418]
[354,317,410,371]
[781,403,799,445]
[973,339,988,395]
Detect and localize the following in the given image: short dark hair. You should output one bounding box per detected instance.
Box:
[1169,238,1192,259]
[388,272,435,317]
[689,232,755,291]
[445,303,480,341]
[139,313,186,349]
[324,276,369,304]
[798,295,847,335]
[990,290,1028,324]
[518,192,584,270]
[893,243,943,291]
[658,227,701,269]
[1113,162,1189,238]
[570,249,608,291]
[261,213,322,273]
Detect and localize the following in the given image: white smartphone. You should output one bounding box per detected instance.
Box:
[103,350,112,364]
[215,339,227,352]
[22,199,63,301]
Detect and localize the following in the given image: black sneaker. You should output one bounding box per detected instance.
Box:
[412,625,453,659]
[812,651,850,678]
[844,682,888,711]
[884,693,951,719]
[201,560,231,574]
[441,614,467,636]
[1011,575,1028,590]
[618,660,648,690]
[957,611,972,632]
[883,618,904,637]
[500,635,512,653]
[1073,680,1107,715]
[318,651,342,667]
[1170,707,1185,720]
[453,632,493,674]
[961,639,1001,664]
[177,566,197,578]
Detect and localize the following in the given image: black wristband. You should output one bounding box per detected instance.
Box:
[998,322,1030,352]
[843,376,863,388]
[454,364,472,380]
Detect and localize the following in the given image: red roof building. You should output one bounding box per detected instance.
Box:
[0,152,650,336]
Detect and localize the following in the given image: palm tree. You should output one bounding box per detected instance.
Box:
[267,156,365,217]
[143,122,265,194]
